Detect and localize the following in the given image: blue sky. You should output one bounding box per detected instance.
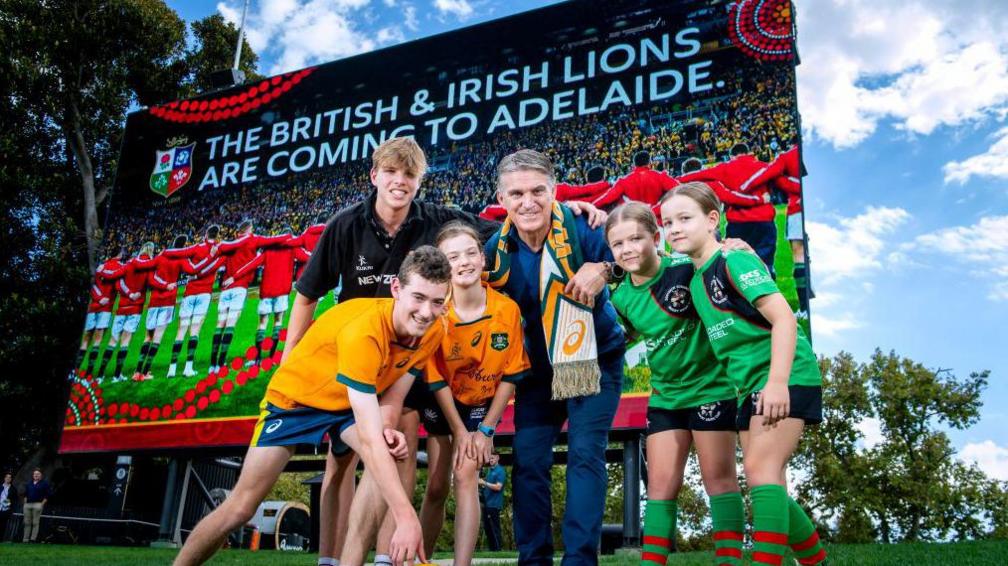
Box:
[168,0,1008,479]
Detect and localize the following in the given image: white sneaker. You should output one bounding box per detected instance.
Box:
[183,362,197,378]
[167,364,177,378]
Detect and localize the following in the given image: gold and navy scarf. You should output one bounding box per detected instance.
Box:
[486,202,601,399]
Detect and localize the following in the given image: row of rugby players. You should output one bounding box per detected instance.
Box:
[75,214,328,382]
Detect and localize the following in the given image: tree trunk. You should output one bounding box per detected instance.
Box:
[65,97,100,272]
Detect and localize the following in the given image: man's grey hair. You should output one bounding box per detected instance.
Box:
[495,149,556,194]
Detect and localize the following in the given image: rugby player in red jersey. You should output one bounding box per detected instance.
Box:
[168,225,220,378]
[76,246,128,378]
[225,227,310,362]
[99,243,156,382]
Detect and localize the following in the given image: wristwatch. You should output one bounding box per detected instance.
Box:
[477,423,496,437]
[602,261,625,283]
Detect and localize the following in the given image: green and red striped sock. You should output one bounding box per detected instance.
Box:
[788,497,827,565]
[709,491,745,565]
[641,499,676,565]
[750,484,789,565]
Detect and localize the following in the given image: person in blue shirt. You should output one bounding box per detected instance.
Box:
[485,149,625,566]
[22,468,51,543]
[479,453,507,552]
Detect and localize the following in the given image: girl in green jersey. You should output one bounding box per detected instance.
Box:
[605,202,745,566]
[661,182,827,566]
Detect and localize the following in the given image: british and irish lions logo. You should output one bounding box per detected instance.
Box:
[150,138,196,197]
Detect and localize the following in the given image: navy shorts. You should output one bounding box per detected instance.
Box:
[403,377,432,412]
[737,385,823,431]
[252,402,356,456]
[646,399,738,434]
[726,221,777,278]
[422,399,491,436]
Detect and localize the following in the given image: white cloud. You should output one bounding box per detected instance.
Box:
[857,417,884,450]
[959,440,1008,481]
[403,3,418,30]
[806,206,911,285]
[218,0,408,75]
[906,215,1008,301]
[433,0,473,19]
[795,1,1008,148]
[805,206,909,338]
[811,312,862,338]
[944,126,1008,184]
[376,25,405,44]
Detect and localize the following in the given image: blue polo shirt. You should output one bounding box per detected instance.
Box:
[25,479,51,503]
[485,211,625,379]
[483,464,507,509]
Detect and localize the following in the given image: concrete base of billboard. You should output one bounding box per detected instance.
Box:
[150,540,180,549]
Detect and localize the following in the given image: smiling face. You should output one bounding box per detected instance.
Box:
[438,233,485,289]
[660,194,720,256]
[606,219,661,277]
[390,274,448,339]
[371,163,421,213]
[32,470,41,482]
[497,169,556,240]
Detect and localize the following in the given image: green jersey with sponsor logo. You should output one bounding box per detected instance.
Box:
[611,255,736,410]
[690,249,821,403]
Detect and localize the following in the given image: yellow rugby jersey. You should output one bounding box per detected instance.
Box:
[426,284,531,406]
[265,298,445,412]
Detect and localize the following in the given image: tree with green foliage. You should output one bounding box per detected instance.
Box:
[0,0,261,475]
[794,350,1005,543]
[184,14,262,98]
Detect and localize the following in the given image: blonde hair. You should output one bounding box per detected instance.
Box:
[372,136,427,178]
[435,220,482,248]
[604,201,659,243]
[660,181,723,216]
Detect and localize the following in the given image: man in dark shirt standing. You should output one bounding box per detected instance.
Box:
[22,468,50,543]
[479,453,506,551]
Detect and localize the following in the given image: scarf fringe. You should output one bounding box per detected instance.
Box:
[551,360,601,399]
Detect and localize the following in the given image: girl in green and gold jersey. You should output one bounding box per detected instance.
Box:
[605,202,745,566]
[660,182,827,566]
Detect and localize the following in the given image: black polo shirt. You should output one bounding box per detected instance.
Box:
[296,191,499,301]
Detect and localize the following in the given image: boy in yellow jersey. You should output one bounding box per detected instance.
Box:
[416,222,531,566]
[173,247,451,566]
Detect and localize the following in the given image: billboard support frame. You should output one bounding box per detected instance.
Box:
[622,437,643,547]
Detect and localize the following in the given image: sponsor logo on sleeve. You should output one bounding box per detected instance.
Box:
[738,268,772,289]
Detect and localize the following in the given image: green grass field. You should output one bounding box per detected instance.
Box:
[2,540,1007,565]
[67,204,806,425]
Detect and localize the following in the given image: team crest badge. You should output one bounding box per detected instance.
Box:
[150,138,196,197]
[660,284,691,313]
[710,276,728,304]
[490,333,509,351]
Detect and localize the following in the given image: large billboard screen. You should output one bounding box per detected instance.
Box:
[61,0,806,453]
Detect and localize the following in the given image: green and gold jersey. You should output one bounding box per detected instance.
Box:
[690,249,820,403]
[611,255,735,410]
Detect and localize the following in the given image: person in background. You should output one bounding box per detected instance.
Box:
[0,472,13,542]
[22,468,51,543]
[479,453,506,552]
